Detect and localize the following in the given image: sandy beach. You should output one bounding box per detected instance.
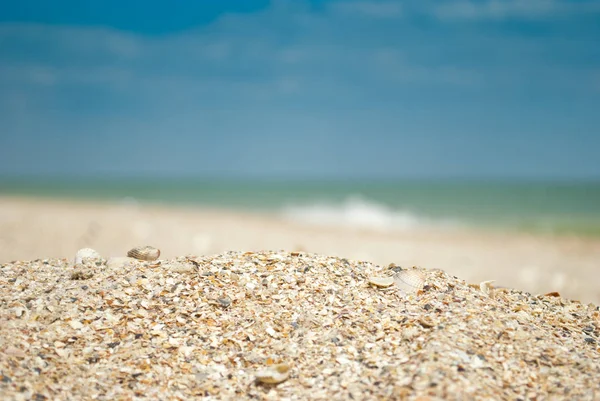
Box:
[1,196,599,304]
[1,249,599,400]
[1,196,600,399]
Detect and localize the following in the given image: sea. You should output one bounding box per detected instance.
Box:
[1,177,600,237]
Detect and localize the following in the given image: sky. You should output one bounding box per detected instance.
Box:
[0,0,599,180]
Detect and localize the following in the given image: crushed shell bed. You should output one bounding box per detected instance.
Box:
[1,251,599,400]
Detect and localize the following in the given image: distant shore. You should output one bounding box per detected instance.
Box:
[1,195,599,303]
[3,177,600,237]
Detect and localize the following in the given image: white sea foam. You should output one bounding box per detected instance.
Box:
[280,195,459,231]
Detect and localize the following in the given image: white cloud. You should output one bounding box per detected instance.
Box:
[371,48,484,86]
[0,23,142,59]
[432,0,600,20]
[328,1,403,18]
[0,0,597,113]
[0,62,135,90]
[0,0,597,178]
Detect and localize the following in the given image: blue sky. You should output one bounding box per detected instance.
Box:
[0,0,599,179]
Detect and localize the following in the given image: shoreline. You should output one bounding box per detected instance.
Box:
[2,192,599,239]
[1,195,599,303]
[3,177,600,239]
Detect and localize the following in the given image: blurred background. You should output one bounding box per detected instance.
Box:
[1,0,599,301]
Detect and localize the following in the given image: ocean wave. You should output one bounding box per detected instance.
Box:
[279,195,459,231]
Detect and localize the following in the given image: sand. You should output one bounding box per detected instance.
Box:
[1,197,600,399]
[1,196,599,304]
[1,250,599,400]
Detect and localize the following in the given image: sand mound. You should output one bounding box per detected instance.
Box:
[1,251,599,400]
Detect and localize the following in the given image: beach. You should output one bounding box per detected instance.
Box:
[3,1,599,398]
[1,196,600,400]
[0,195,599,304]
[1,249,599,400]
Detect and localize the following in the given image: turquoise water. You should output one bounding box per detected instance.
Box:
[1,177,600,236]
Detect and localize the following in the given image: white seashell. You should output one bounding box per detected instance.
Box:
[106,257,137,270]
[479,280,495,297]
[5,346,27,358]
[69,320,84,330]
[393,269,425,294]
[255,364,291,384]
[74,248,102,265]
[127,246,160,261]
[167,264,195,273]
[368,276,395,288]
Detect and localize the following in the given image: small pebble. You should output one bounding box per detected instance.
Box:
[218,297,232,308]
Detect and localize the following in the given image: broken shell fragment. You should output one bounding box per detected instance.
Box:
[255,364,291,384]
[368,276,395,288]
[393,269,425,294]
[106,256,137,270]
[74,248,102,265]
[479,280,495,297]
[127,246,160,261]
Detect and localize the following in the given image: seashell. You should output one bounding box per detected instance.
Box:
[5,346,27,358]
[368,276,395,288]
[106,257,137,270]
[127,246,160,261]
[69,320,84,330]
[168,264,195,273]
[255,363,291,384]
[418,317,436,328]
[479,280,495,297]
[74,248,102,265]
[393,269,425,294]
